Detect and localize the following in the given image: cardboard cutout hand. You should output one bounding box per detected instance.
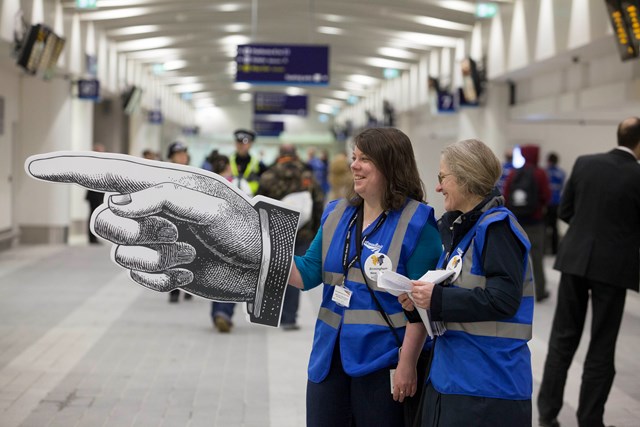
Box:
[26,152,300,327]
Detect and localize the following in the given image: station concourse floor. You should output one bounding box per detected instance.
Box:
[0,243,639,427]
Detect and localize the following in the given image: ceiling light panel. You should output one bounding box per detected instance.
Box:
[377,47,417,59]
[413,16,474,31]
[107,25,160,37]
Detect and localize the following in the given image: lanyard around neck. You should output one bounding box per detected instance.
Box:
[341,206,388,282]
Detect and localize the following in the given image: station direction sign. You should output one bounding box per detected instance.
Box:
[253,120,285,137]
[254,92,308,116]
[237,44,329,85]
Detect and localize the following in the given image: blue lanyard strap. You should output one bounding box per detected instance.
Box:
[341,206,388,282]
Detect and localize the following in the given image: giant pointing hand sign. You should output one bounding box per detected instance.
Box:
[25,152,300,327]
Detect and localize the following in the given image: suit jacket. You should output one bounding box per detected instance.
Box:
[554,149,640,291]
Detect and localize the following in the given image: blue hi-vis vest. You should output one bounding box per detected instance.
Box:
[430,207,534,400]
[307,199,435,383]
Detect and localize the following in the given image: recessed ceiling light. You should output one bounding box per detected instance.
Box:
[348,74,379,86]
[365,57,411,69]
[436,1,477,14]
[233,82,251,90]
[331,90,350,99]
[286,87,305,96]
[218,3,243,12]
[395,32,459,48]
[220,35,251,46]
[378,47,417,60]
[413,16,474,31]
[78,7,152,21]
[173,83,206,93]
[224,24,244,32]
[117,37,176,52]
[317,26,343,35]
[316,104,335,114]
[163,60,187,71]
[108,25,160,36]
[320,14,346,23]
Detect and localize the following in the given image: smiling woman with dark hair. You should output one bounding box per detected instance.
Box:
[288,127,442,427]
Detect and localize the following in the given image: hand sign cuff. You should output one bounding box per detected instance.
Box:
[247,201,299,327]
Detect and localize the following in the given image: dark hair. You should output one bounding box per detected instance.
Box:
[348,127,425,211]
[547,152,559,165]
[207,150,230,174]
[617,117,640,150]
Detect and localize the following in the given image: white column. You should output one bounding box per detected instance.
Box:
[0,0,21,42]
[16,78,73,243]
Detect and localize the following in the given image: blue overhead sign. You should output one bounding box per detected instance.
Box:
[77,79,100,101]
[237,44,329,85]
[253,120,285,137]
[254,92,308,116]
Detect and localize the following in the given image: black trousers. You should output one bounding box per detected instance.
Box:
[421,383,531,427]
[306,343,404,427]
[537,273,627,427]
[544,205,560,255]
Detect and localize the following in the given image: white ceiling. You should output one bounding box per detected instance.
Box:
[54,0,507,112]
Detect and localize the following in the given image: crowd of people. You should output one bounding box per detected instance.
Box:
[82,117,640,427]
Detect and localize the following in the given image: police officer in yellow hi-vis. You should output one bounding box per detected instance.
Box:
[230,129,267,196]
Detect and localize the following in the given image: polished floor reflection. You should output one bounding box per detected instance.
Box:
[0,244,638,427]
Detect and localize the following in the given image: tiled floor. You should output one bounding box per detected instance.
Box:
[0,243,638,427]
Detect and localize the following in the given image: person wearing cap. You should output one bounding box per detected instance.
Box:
[165,141,193,303]
[229,129,267,195]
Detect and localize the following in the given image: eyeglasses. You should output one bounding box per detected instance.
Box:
[437,173,451,184]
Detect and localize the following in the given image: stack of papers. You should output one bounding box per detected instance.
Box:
[378,269,454,338]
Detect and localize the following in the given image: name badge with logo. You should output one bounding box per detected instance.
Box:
[446,254,463,282]
[364,253,393,281]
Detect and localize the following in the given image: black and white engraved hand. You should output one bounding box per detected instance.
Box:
[26,152,300,326]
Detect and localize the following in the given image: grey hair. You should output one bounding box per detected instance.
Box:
[441,139,502,197]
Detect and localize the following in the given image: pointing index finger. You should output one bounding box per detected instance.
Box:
[26,152,194,193]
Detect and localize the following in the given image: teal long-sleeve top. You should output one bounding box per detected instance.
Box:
[294,221,443,290]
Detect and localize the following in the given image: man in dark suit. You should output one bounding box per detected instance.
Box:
[538,117,640,427]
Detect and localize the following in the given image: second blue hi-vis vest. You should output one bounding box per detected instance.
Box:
[307,199,435,383]
[430,207,534,400]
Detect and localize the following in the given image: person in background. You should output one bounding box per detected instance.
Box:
[230,129,267,195]
[142,149,159,161]
[497,148,515,195]
[307,147,330,196]
[544,152,566,255]
[537,117,640,427]
[504,144,551,302]
[165,141,193,303]
[208,150,252,332]
[401,138,534,427]
[288,128,442,427]
[257,144,324,330]
[85,143,106,244]
[326,153,353,205]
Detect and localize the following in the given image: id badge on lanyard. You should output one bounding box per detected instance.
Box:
[333,208,387,308]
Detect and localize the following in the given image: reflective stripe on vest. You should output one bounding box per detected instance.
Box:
[444,209,533,340]
[318,307,406,329]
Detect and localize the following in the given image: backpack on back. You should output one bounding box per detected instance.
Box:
[506,166,538,218]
